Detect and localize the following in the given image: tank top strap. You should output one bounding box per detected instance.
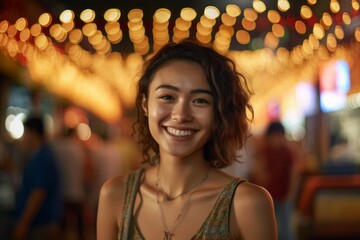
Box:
[118,168,144,240]
[192,178,247,239]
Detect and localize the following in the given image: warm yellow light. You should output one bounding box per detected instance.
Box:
[295,20,307,34]
[307,0,317,5]
[82,23,97,37]
[6,38,18,57]
[221,13,236,27]
[300,5,313,19]
[326,33,337,51]
[242,18,256,31]
[60,10,74,23]
[89,31,103,45]
[175,17,191,31]
[302,39,313,55]
[196,32,212,44]
[278,0,290,12]
[218,25,234,38]
[236,30,250,44]
[272,23,285,37]
[321,12,333,29]
[49,24,61,38]
[104,8,121,22]
[15,17,27,31]
[173,27,190,39]
[200,15,216,28]
[355,27,360,41]
[107,29,123,44]
[105,22,120,35]
[7,25,17,37]
[38,13,52,27]
[62,21,74,32]
[268,10,281,24]
[226,4,241,17]
[334,25,344,39]
[353,0,360,11]
[180,7,197,21]
[77,123,91,141]
[30,23,42,37]
[264,32,279,49]
[204,6,220,19]
[69,29,83,44]
[80,9,96,23]
[0,20,9,33]
[128,9,143,22]
[244,8,258,21]
[19,28,30,42]
[34,33,48,50]
[342,12,351,25]
[330,0,340,13]
[313,23,325,39]
[128,20,143,32]
[308,34,319,49]
[154,8,171,23]
[197,22,212,35]
[253,0,267,13]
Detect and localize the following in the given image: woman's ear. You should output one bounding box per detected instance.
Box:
[141,94,148,116]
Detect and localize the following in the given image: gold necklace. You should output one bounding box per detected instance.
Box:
[156,165,209,201]
[156,166,209,240]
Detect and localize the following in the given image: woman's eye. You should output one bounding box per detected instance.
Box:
[193,98,209,104]
[159,95,174,101]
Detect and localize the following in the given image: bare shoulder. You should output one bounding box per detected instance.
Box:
[231,181,277,240]
[234,181,274,207]
[98,174,129,227]
[100,175,127,199]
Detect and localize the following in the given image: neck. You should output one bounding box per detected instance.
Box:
[157,157,210,198]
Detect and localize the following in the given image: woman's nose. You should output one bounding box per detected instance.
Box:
[171,101,193,122]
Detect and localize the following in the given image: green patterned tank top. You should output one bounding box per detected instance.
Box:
[118,168,245,240]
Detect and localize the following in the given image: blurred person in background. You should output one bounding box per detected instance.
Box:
[52,127,88,240]
[13,115,62,240]
[0,139,17,239]
[251,121,299,240]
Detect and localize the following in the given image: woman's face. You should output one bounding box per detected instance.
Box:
[142,60,214,160]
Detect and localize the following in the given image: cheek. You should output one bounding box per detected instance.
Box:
[198,109,214,128]
[147,103,168,135]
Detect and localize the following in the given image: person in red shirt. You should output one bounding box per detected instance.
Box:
[251,121,299,240]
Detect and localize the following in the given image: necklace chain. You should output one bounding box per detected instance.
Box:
[156,165,209,240]
[156,166,209,201]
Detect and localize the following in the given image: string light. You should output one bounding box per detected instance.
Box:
[0,3,359,124]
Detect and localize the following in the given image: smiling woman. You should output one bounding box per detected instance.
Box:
[96,39,277,240]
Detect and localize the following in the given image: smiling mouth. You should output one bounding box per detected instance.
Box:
[166,127,195,137]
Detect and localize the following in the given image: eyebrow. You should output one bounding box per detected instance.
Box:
[155,84,213,96]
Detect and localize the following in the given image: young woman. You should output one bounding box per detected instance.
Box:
[97,40,277,240]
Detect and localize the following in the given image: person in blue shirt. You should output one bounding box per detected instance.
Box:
[14,115,62,240]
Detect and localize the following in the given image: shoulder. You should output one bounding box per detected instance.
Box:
[99,173,130,204]
[97,173,131,230]
[231,181,277,239]
[234,180,273,206]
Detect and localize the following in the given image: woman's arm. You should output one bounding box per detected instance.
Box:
[97,177,125,240]
[231,182,277,240]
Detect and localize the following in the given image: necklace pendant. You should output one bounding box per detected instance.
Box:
[164,231,173,240]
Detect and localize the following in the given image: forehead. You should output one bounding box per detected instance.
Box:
[149,59,210,90]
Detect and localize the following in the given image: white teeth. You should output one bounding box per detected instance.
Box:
[167,127,194,137]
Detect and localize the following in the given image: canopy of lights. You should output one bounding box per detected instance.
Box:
[0,0,360,126]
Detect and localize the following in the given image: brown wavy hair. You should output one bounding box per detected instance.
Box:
[134,39,254,168]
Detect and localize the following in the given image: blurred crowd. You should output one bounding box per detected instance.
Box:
[0,116,359,240]
[0,114,142,240]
